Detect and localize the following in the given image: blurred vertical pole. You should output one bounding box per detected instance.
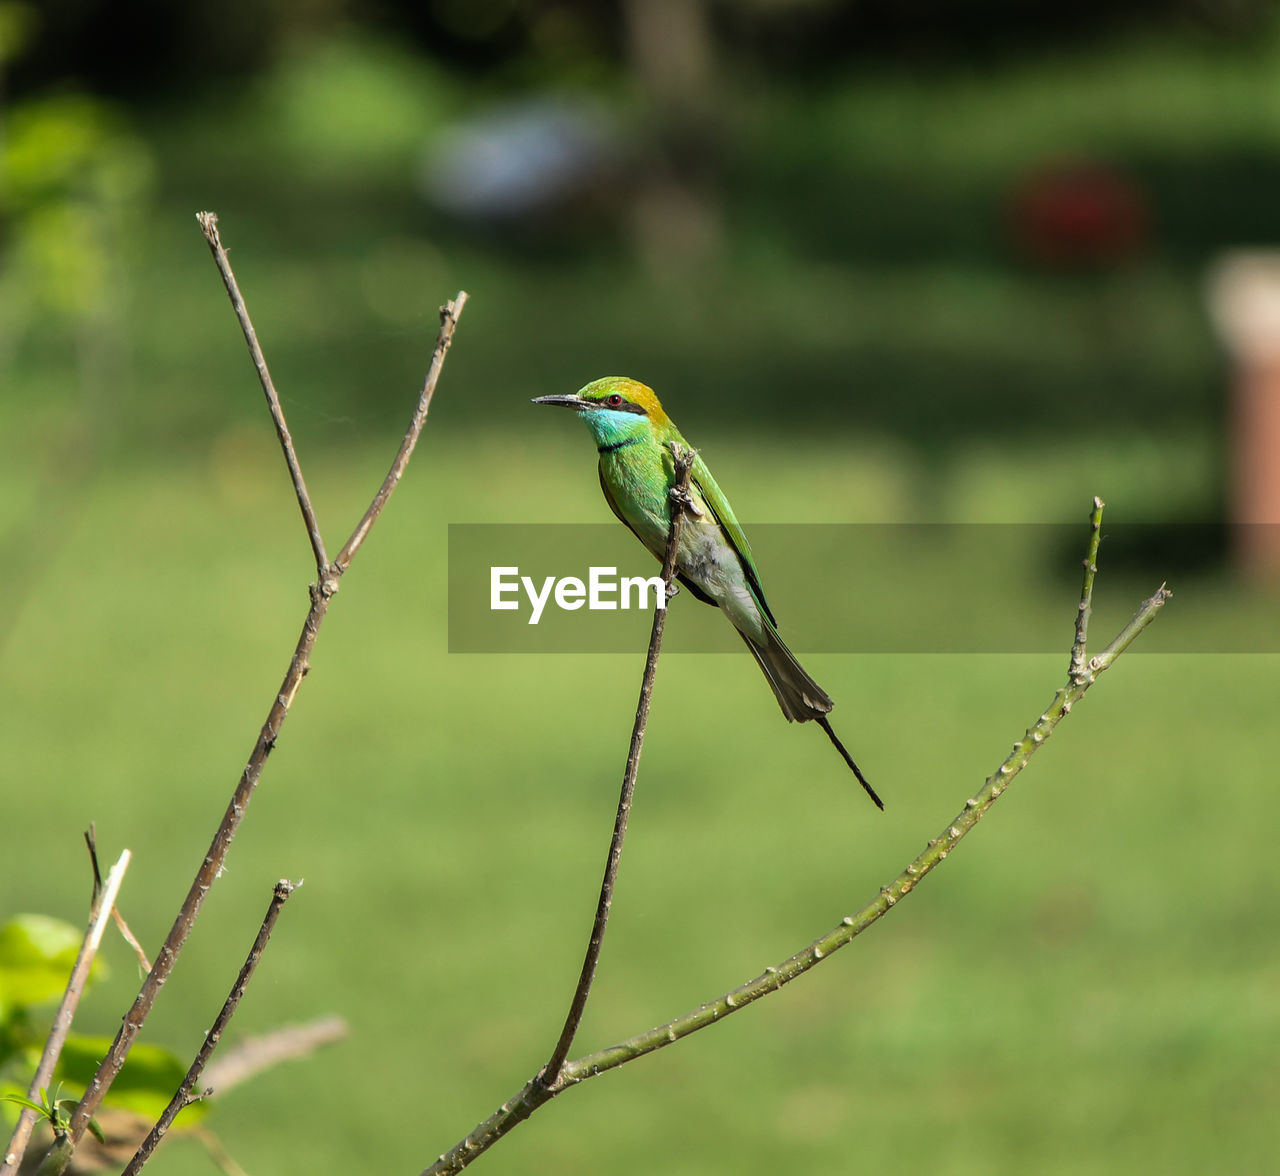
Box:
[1207,253,1280,584]
[621,0,722,273]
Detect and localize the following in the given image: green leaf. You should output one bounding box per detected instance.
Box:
[0,916,106,1008]
[0,1081,39,1128]
[54,1099,78,1129]
[54,1037,208,1123]
[0,1092,48,1117]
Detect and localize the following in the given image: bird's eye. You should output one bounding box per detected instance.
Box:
[605,393,624,408]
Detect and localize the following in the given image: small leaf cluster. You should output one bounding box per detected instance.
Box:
[0,915,205,1142]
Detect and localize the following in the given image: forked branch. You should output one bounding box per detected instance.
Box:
[423,496,1170,1176]
[30,213,466,1176]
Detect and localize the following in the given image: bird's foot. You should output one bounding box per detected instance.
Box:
[668,484,704,519]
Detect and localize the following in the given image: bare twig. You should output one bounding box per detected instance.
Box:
[86,825,151,971]
[45,598,330,1174]
[187,1126,251,1176]
[1,851,130,1176]
[423,497,1170,1175]
[197,212,329,578]
[333,292,468,572]
[564,605,1176,1081]
[420,447,696,1174]
[119,880,298,1176]
[108,910,152,976]
[84,825,102,897]
[1069,495,1104,685]
[541,443,697,1087]
[200,1015,348,1094]
[34,215,467,1175]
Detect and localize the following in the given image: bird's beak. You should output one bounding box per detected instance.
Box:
[531,394,589,411]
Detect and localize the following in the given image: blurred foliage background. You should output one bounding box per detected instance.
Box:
[2,2,1278,1174]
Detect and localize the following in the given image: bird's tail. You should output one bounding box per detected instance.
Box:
[815,714,884,810]
[741,625,884,810]
[740,623,832,722]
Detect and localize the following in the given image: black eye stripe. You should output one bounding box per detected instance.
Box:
[593,397,647,415]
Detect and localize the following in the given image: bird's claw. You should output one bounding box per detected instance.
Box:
[668,484,704,518]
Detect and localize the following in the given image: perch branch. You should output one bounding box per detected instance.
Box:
[36,214,466,1175]
[120,880,298,1176]
[541,443,697,1087]
[422,497,1170,1175]
[1,851,130,1176]
[417,446,697,1173]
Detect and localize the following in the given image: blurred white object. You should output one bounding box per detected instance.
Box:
[419,96,620,220]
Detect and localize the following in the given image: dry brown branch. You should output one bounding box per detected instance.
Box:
[411,447,698,1171]
[84,826,150,972]
[119,880,299,1176]
[29,213,466,1176]
[541,443,697,1087]
[196,213,329,576]
[332,290,467,570]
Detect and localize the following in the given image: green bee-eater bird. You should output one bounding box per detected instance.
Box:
[532,376,883,810]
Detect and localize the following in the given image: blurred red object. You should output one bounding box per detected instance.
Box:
[1009,159,1148,267]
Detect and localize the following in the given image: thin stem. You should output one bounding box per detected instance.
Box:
[1,851,130,1176]
[200,1016,348,1094]
[83,825,102,897]
[87,824,150,971]
[196,213,329,577]
[119,880,298,1176]
[570,587,1173,1079]
[39,218,467,1174]
[1069,496,1105,686]
[333,293,469,573]
[422,497,1171,1176]
[422,447,699,1176]
[541,443,698,1088]
[53,597,329,1166]
[1090,582,1171,672]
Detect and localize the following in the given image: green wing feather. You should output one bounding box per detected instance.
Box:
[689,453,778,627]
[597,461,718,607]
[597,462,638,538]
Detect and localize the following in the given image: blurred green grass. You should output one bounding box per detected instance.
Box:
[11,25,1271,463]
[2,436,1276,1175]
[6,16,1280,1174]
